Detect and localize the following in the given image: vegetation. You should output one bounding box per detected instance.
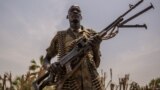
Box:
[0,56,159,90]
[0,56,53,90]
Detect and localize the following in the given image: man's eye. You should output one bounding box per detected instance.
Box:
[70,9,80,13]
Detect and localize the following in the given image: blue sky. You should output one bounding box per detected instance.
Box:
[0,0,160,86]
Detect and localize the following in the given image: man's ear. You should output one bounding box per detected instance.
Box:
[80,15,82,20]
[66,15,69,19]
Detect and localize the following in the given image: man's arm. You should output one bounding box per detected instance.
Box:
[43,54,52,70]
[85,29,102,68]
[92,45,101,68]
[43,33,58,70]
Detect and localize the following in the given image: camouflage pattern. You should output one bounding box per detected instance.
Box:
[46,26,102,90]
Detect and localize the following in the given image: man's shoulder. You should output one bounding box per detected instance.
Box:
[51,30,68,39]
[55,30,68,36]
[57,30,67,33]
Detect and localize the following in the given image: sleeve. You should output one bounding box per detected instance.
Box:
[46,33,58,59]
[92,44,101,68]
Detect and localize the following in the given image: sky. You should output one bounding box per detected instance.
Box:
[0,0,160,86]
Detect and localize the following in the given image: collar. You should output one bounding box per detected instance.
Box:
[69,26,85,33]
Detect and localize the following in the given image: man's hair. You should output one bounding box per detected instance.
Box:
[68,5,81,13]
[67,5,82,19]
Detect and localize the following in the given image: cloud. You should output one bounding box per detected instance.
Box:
[100,32,160,85]
[0,0,68,75]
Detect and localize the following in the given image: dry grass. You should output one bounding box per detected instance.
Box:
[0,56,159,90]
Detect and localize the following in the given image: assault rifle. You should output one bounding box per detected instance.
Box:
[32,0,154,90]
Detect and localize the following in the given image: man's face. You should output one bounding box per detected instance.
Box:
[68,6,82,23]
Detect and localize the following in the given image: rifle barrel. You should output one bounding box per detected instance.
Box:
[119,24,147,29]
[121,0,144,17]
[100,0,144,37]
[120,3,154,25]
[100,18,123,37]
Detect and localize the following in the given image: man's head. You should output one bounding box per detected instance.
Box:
[67,5,82,23]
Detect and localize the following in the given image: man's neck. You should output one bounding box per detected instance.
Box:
[70,22,81,31]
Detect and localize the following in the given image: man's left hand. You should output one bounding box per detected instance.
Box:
[88,34,102,47]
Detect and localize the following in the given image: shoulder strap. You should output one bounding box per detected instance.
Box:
[56,55,85,90]
[57,31,67,60]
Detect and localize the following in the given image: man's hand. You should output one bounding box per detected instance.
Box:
[43,63,51,70]
[102,27,119,40]
[88,34,102,47]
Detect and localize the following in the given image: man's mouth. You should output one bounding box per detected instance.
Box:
[72,19,79,23]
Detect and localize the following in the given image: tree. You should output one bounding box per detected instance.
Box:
[149,77,160,89]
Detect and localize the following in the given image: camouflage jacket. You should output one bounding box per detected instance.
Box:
[46,26,102,90]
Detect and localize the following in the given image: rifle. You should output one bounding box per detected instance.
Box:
[32,0,154,89]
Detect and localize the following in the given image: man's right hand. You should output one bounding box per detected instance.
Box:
[43,63,51,70]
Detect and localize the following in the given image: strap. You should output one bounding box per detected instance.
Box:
[56,57,84,90]
[57,31,67,60]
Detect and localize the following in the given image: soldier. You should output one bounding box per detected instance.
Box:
[43,5,104,90]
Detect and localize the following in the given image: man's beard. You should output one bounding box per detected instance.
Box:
[72,19,79,23]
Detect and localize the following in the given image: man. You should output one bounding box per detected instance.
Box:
[43,5,117,90]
